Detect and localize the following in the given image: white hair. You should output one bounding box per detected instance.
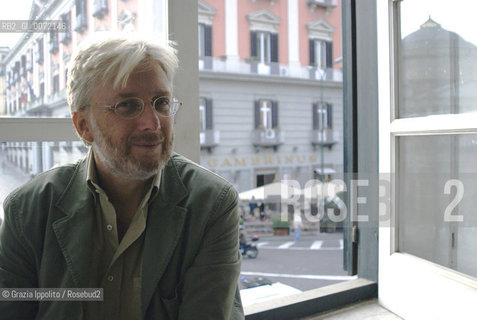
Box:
[67,32,179,114]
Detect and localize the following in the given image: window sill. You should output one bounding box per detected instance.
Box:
[244,278,377,320]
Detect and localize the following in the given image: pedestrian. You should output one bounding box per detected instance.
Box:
[0,33,243,319]
[293,210,303,242]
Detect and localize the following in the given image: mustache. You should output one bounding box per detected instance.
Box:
[130,132,166,145]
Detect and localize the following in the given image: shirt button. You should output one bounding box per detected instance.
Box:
[107,275,114,282]
[106,224,113,231]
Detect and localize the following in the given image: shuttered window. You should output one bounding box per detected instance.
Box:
[309,39,333,68]
[199,23,213,57]
[313,102,333,130]
[250,31,278,64]
[200,97,213,131]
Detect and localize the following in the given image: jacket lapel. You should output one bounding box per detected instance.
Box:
[141,155,188,315]
[52,159,95,288]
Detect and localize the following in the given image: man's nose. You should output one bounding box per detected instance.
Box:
[137,102,161,131]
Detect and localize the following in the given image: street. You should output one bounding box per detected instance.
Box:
[240,231,355,292]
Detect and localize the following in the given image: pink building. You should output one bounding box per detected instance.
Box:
[198,0,343,192]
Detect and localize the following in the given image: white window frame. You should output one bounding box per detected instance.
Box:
[377,1,477,319]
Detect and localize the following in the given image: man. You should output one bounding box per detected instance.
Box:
[0,33,243,319]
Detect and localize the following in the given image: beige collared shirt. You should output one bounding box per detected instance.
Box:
[83,151,161,320]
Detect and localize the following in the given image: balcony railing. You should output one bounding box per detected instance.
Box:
[311,129,339,149]
[200,129,220,152]
[199,56,342,82]
[307,0,338,9]
[252,129,284,150]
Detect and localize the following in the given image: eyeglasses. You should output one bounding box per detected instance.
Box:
[93,96,182,119]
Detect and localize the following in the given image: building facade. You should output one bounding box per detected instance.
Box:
[198,0,343,192]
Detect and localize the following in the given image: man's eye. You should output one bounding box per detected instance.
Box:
[115,99,142,114]
[155,97,170,105]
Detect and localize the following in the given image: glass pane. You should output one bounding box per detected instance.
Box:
[0,0,167,119]
[398,0,477,118]
[198,0,349,305]
[0,141,88,222]
[397,135,477,278]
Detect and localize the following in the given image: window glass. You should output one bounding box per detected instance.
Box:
[0,0,169,216]
[398,0,477,118]
[0,141,88,222]
[198,0,349,305]
[395,0,477,279]
[397,135,477,278]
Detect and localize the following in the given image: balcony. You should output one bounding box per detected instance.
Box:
[249,61,280,76]
[307,0,338,10]
[311,129,339,150]
[199,56,343,82]
[200,129,220,153]
[252,129,284,151]
[92,0,109,19]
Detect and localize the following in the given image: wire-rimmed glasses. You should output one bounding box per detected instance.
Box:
[92,96,182,119]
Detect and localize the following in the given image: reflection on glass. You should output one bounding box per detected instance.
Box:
[399,1,477,118]
[0,141,87,221]
[398,135,477,278]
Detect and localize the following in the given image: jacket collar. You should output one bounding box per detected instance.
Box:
[141,153,189,316]
[53,158,96,288]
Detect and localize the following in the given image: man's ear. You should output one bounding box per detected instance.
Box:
[72,110,94,143]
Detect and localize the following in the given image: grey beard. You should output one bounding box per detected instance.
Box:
[92,143,165,181]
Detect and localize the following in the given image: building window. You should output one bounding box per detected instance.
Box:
[255,99,278,130]
[251,31,278,64]
[49,31,59,54]
[309,39,333,69]
[21,55,26,77]
[39,82,45,98]
[198,23,212,57]
[92,0,109,19]
[52,75,59,93]
[60,12,72,44]
[36,39,44,65]
[199,97,213,131]
[313,102,333,130]
[74,0,88,33]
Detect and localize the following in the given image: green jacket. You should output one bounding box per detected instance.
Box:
[0,153,244,319]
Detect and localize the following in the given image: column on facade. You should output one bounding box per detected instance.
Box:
[225,0,240,72]
[288,0,301,77]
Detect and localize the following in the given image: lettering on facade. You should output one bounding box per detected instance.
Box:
[206,154,320,168]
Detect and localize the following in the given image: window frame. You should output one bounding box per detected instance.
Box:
[0,0,382,317]
[377,0,477,318]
